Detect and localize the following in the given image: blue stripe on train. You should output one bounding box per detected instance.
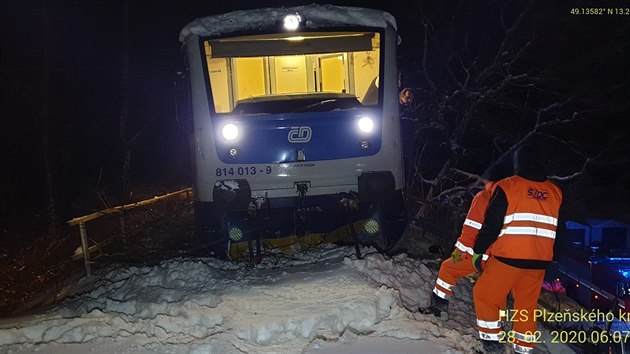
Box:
[213,109,382,164]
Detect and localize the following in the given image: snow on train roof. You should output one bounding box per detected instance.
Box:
[179,4,397,42]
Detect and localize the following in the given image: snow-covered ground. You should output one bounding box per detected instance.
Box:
[0,232,578,354]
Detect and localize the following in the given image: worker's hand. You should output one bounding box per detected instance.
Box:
[450,249,462,264]
[472,253,483,273]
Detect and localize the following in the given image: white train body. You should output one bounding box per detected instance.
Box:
[179,5,406,257]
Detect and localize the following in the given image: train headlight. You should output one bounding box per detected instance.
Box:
[283,14,301,31]
[360,140,371,150]
[357,116,374,133]
[228,147,238,158]
[222,123,239,141]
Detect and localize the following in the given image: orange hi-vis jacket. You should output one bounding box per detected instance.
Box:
[432,184,495,300]
[488,176,563,261]
[455,183,494,261]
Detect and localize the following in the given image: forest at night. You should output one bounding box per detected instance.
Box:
[1,0,629,322]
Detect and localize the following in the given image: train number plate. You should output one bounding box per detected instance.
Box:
[215,166,272,177]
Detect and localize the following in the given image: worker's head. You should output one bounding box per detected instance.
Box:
[399,88,414,105]
[513,143,547,176]
[481,156,513,188]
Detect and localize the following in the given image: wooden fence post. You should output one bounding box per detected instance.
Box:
[78,222,91,277]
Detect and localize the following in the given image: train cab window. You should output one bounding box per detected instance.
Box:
[203,32,381,114]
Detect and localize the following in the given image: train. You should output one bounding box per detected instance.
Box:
[177,4,408,259]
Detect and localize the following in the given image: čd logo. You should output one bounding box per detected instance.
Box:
[288,126,312,143]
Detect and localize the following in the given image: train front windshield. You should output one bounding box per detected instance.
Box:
[203,32,381,114]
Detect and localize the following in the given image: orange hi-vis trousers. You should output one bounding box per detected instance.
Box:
[473,256,545,354]
[433,252,481,299]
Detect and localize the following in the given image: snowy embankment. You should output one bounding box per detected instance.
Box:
[0,244,572,353]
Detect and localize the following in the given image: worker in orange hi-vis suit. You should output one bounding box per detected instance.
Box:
[419,163,511,319]
[471,144,563,354]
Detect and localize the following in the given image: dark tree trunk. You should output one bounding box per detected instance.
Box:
[120,0,132,200]
[41,0,58,237]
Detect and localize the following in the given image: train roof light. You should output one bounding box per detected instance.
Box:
[283,14,301,31]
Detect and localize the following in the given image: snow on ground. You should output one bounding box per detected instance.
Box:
[0,237,577,354]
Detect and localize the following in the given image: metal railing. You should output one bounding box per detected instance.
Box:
[66,188,193,277]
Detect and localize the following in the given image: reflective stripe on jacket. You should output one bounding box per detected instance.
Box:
[489,176,562,261]
[456,184,493,258]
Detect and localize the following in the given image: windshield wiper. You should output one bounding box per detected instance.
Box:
[291,99,339,113]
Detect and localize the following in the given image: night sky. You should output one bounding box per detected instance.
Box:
[1,0,629,240]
